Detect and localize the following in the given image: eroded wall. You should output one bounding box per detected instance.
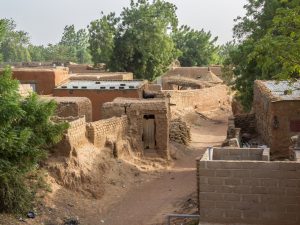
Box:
[86,116,128,148]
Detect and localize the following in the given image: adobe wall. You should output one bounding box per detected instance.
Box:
[53,89,142,121]
[269,100,300,159]
[102,99,170,158]
[253,81,273,146]
[40,96,93,122]
[86,116,128,148]
[11,68,69,95]
[53,116,87,157]
[197,149,300,225]
[163,85,229,111]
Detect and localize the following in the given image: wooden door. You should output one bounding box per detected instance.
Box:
[143,116,155,149]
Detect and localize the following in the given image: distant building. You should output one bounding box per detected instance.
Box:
[7,68,70,95]
[54,80,147,121]
[161,67,223,90]
[253,80,300,159]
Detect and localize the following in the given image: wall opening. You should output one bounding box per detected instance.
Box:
[143,115,156,150]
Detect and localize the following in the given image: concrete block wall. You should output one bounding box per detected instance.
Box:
[197,149,300,225]
[87,116,128,148]
[162,85,229,111]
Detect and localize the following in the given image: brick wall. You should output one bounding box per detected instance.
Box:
[197,148,300,225]
[86,116,128,148]
[54,116,87,156]
[162,85,229,111]
[41,96,93,122]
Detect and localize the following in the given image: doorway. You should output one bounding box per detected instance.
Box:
[143,115,156,149]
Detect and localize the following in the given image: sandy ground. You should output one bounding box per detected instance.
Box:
[0,110,229,225]
[99,111,229,225]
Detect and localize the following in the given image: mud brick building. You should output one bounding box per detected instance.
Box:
[253,80,300,159]
[102,98,170,159]
[8,68,70,95]
[54,80,147,121]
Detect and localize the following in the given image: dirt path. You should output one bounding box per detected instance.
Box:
[101,116,228,225]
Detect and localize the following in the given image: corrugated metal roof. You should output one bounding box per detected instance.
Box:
[56,80,143,90]
[262,80,300,100]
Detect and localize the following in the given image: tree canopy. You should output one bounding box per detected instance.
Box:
[224,0,300,110]
[88,0,219,80]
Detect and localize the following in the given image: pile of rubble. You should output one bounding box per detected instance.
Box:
[169,118,191,146]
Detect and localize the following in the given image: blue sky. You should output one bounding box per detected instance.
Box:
[0,0,247,45]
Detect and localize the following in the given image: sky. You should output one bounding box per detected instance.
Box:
[0,0,247,46]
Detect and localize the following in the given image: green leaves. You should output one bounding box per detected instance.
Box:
[0,68,68,213]
[227,0,300,110]
[173,25,218,67]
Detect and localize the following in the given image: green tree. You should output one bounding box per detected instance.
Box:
[228,0,299,110]
[88,12,119,65]
[0,67,68,213]
[109,0,179,80]
[0,19,31,63]
[28,45,46,62]
[173,25,218,66]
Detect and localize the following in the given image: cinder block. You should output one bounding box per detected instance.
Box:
[215,170,231,177]
[224,209,241,218]
[241,194,260,204]
[208,177,224,185]
[242,178,261,186]
[225,178,241,186]
[251,187,268,194]
[199,169,215,177]
[223,193,240,201]
[232,170,250,178]
[200,184,215,193]
[261,179,278,187]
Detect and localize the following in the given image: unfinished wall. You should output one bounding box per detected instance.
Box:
[163,85,229,111]
[197,148,300,225]
[86,116,128,148]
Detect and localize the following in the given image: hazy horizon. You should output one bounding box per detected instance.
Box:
[0,0,247,46]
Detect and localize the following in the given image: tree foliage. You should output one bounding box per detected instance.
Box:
[173,25,218,67]
[0,68,68,213]
[227,0,300,111]
[0,19,31,63]
[89,12,119,65]
[110,0,179,80]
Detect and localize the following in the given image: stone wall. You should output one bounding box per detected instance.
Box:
[86,116,128,148]
[234,113,256,134]
[197,148,300,225]
[162,85,229,111]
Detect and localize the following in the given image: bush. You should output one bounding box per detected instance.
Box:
[0,67,68,213]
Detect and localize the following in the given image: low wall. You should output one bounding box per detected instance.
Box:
[163,85,229,111]
[197,148,300,225]
[87,116,128,148]
[54,116,87,156]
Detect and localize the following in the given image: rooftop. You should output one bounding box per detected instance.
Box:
[55,80,144,90]
[259,80,300,101]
